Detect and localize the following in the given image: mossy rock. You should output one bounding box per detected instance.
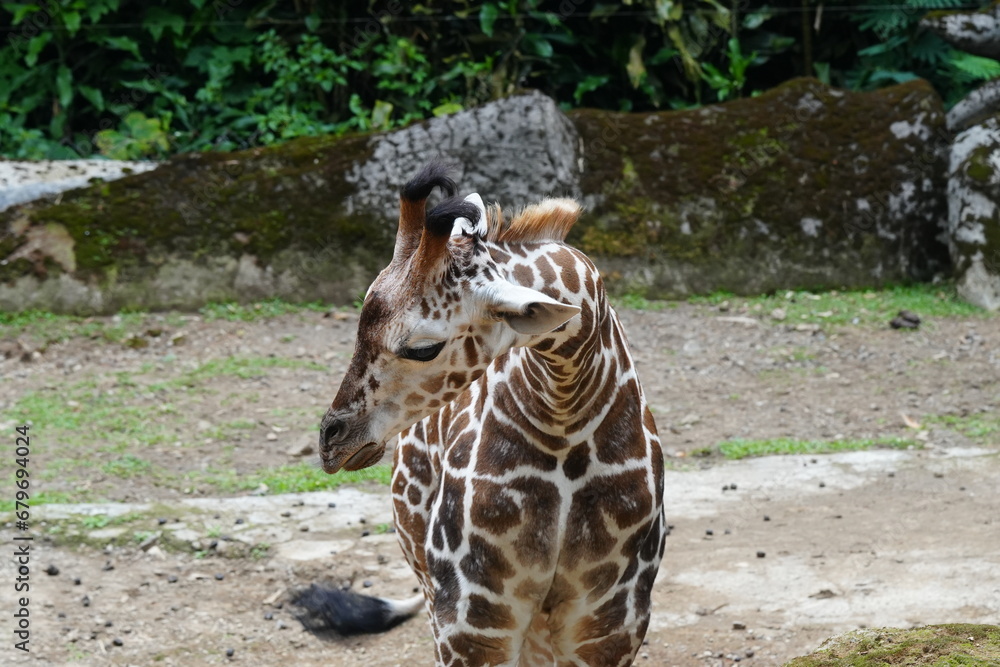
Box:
[0,91,579,314]
[568,77,951,297]
[1,83,951,312]
[785,624,1000,666]
[948,114,1000,310]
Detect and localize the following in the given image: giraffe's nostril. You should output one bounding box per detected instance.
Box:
[323,418,347,445]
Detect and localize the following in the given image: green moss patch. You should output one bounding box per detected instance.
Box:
[785,624,1000,666]
[568,78,950,297]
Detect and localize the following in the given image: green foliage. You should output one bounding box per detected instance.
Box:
[844,0,999,105]
[95,111,170,159]
[701,38,759,101]
[0,1,996,158]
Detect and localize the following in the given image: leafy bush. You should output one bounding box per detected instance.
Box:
[0,0,996,160]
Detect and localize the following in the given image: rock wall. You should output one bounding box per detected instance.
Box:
[1,81,953,313]
[568,78,950,297]
[0,92,579,313]
[948,114,1000,310]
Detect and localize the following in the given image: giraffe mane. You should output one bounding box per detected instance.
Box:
[486,198,582,244]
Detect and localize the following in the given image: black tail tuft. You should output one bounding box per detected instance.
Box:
[401,162,458,202]
[425,197,481,237]
[291,585,420,636]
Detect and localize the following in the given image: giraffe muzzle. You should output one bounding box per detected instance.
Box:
[318,412,384,473]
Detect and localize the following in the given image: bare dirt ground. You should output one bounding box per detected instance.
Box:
[1,301,998,666]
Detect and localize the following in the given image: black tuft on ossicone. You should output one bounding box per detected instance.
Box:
[400,162,458,202]
[425,198,481,237]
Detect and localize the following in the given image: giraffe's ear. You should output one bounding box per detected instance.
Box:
[482,282,581,335]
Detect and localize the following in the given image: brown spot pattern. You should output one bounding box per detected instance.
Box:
[460,534,516,595]
[466,594,515,630]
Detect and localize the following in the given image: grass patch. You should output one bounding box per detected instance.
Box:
[925,413,1000,446]
[177,356,326,383]
[199,299,329,322]
[0,490,78,512]
[718,436,918,460]
[101,455,153,478]
[786,624,1000,666]
[690,284,990,327]
[0,310,149,345]
[610,292,671,311]
[0,298,335,345]
[193,463,392,494]
[6,354,332,502]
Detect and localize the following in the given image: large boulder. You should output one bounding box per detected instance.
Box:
[948,114,1000,310]
[567,77,951,297]
[0,91,580,313]
[1,80,951,313]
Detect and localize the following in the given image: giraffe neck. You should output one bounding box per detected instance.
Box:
[491,241,628,428]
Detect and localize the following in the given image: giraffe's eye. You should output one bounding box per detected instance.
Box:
[400,341,445,362]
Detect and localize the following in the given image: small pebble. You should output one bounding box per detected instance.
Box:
[214,573,225,581]
[724,529,731,535]
[818,481,826,488]
[112,638,123,647]
[361,530,371,537]
[235,518,244,525]
[105,620,113,627]
[763,515,770,522]
[280,511,291,518]
[73,577,82,585]
[888,471,895,477]
[722,485,729,492]
[327,502,337,508]
[226,648,235,658]
[705,529,713,536]
[359,518,367,524]
[82,595,91,607]
[756,551,766,558]
[363,580,373,588]
[45,564,60,576]
[730,483,737,490]
[102,561,114,571]
[167,575,178,583]
[157,518,168,525]
[732,622,746,630]
[264,612,273,621]
[934,472,944,478]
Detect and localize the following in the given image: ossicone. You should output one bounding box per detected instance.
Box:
[425,198,481,238]
[401,162,458,203]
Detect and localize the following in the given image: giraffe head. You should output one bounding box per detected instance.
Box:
[318,163,581,473]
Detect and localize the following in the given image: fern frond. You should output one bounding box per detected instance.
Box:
[945,50,1000,83]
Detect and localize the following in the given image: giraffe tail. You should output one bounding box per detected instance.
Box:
[291,585,424,635]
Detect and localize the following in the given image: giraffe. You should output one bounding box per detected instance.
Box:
[312,163,666,666]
